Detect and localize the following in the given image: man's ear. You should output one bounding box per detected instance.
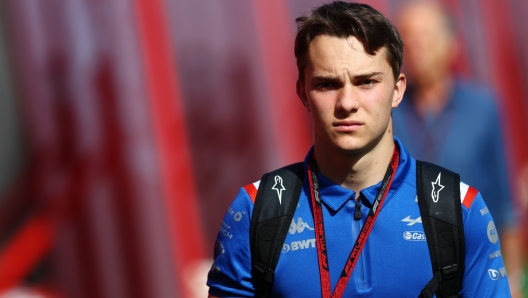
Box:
[296,79,311,112]
[392,73,406,108]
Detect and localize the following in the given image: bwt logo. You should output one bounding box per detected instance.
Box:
[488,267,507,280]
[403,231,426,241]
[282,238,316,253]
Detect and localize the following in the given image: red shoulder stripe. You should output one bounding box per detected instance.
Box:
[462,186,478,209]
[244,183,258,203]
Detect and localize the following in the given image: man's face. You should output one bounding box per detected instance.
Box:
[297,35,405,154]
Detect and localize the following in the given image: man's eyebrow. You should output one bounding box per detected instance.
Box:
[311,72,384,82]
[353,72,383,80]
[311,75,339,81]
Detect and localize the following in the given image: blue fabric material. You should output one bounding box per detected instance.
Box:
[392,80,515,232]
[207,139,511,297]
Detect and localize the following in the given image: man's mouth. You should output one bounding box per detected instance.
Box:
[333,121,363,132]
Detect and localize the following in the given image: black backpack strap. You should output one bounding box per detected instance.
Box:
[250,162,304,298]
[417,161,465,298]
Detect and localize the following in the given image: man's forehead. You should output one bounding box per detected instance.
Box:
[306,35,391,74]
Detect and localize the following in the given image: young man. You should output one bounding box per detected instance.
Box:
[207,2,511,297]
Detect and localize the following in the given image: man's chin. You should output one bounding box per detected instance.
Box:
[333,142,368,155]
[332,136,384,156]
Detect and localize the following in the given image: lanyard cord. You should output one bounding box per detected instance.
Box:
[308,146,400,298]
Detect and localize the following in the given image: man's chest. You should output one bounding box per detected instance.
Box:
[272,192,433,297]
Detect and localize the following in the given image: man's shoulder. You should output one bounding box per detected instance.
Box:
[459,181,479,210]
[244,162,306,202]
[242,181,260,203]
[406,158,480,211]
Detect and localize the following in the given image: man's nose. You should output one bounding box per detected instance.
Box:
[335,85,360,113]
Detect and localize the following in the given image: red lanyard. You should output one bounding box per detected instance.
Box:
[308,146,399,298]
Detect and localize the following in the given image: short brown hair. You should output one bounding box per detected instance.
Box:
[295,1,404,83]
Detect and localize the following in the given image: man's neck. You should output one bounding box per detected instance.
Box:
[313,131,395,195]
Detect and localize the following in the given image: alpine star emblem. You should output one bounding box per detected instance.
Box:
[431,173,445,203]
[272,175,286,205]
[401,215,422,226]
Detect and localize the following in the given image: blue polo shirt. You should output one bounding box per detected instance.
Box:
[207,139,511,297]
[393,80,515,232]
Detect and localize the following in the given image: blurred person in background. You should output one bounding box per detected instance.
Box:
[393,1,525,296]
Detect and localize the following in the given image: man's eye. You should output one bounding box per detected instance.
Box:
[361,80,375,87]
[316,82,337,90]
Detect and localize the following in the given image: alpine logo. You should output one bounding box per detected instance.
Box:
[431,173,445,203]
[401,215,422,226]
[403,231,426,241]
[272,175,286,205]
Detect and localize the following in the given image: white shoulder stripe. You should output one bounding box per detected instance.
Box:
[253,181,260,190]
[460,182,469,204]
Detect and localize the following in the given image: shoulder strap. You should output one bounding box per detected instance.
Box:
[416,161,465,298]
[250,162,304,298]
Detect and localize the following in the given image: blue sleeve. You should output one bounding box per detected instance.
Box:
[207,188,255,297]
[460,191,512,297]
